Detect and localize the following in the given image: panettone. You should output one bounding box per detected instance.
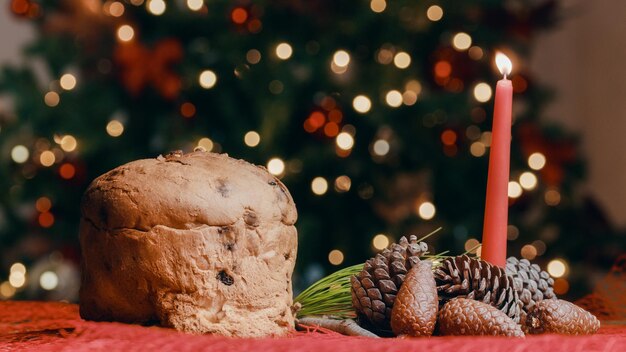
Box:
[79,151,298,337]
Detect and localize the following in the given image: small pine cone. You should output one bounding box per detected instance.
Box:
[525,299,600,335]
[506,257,556,313]
[438,298,524,337]
[434,255,521,323]
[390,260,438,337]
[351,236,429,332]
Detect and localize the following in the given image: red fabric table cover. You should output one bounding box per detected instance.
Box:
[1,301,625,352]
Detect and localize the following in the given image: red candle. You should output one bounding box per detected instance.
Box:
[481,53,513,267]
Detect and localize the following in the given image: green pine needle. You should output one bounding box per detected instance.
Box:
[294,264,362,318]
[294,228,447,318]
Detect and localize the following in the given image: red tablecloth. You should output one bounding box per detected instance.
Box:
[1,301,625,352]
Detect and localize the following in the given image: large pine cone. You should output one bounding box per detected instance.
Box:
[505,257,556,313]
[525,299,600,335]
[439,298,524,337]
[434,255,521,323]
[351,236,429,332]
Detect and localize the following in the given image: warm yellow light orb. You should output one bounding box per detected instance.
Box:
[473,82,492,102]
[11,145,29,163]
[267,158,285,176]
[106,120,124,137]
[528,152,546,170]
[60,135,78,152]
[372,139,390,156]
[519,172,538,190]
[372,234,390,250]
[452,32,472,51]
[40,151,56,167]
[147,0,166,15]
[275,43,293,60]
[393,52,411,69]
[336,132,355,150]
[244,131,261,147]
[328,249,345,265]
[60,74,77,90]
[370,0,386,13]
[117,25,134,42]
[385,90,403,107]
[426,5,443,21]
[311,177,329,195]
[199,70,217,89]
[418,201,436,220]
[508,181,523,198]
[352,95,372,113]
[547,259,567,278]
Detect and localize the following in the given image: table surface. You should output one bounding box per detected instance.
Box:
[1,301,625,352]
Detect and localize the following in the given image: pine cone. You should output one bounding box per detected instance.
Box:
[438,298,524,337]
[434,255,521,323]
[351,236,429,332]
[506,257,556,313]
[525,299,600,335]
[390,260,438,337]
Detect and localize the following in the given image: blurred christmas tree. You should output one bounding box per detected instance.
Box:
[0,0,622,301]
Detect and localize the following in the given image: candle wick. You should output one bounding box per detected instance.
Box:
[503,73,508,80]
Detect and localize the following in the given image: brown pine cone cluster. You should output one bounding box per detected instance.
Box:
[434,255,521,323]
[350,246,600,338]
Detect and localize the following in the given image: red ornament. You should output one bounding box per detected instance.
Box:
[114,38,183,100]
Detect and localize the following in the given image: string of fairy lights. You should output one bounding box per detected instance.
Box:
[2,0,572,299]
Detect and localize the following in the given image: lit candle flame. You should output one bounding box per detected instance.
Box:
[495,52,512,78]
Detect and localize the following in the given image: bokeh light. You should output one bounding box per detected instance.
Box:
[60,135,77,152]
[267,158,285,176]
[333,50,350,67]
[44,92,60,107]
[117,25,134,42]
[508,181,523,198]
[275,43,293,60]
[336,132,355,150]
[464,238,480,253]
[197,137,214,151]
[426,5,443,21]
[199,70,217,89]
[352,95,372,113]
[385,90,403,108]
[244,131,261,147]
[147,0,166,15]
[372,234,390,250]
[40,151,56,167]
[11,145,29,163]
[519,171,538,190]
[59,74,77,90]
[106,120,124,137]
[328,249,344,265]
[311,177,328,195]
[528,152,546,170]
[334,175,352,192]
[547,259,567,278]
[417,201,436,220]
[393,52,411,69]
[39,271,59,290]
[521,244,537,260]
[473,82,492,102]
[246,49,261,64]
[545,188,561,206]
[372,139,390,156]
[452,32,472,51]
[370,0,386,13]
[187,0,203,11]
